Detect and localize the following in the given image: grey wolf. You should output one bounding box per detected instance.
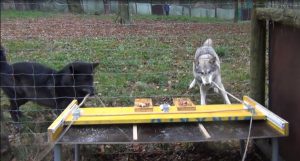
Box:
[0,46,98,122]
[188,39,231,105]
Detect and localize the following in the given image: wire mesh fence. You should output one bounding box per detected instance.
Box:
[1,1,286,160]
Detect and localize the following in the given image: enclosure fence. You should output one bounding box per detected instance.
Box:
[1,2,288,160]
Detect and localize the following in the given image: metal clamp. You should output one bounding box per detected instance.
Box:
[160,103,171,113]
[72,106,81,120]
[243,103,256,115]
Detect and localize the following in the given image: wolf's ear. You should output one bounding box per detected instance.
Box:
[92,62,99,68]
[68,64,76,74]
[203,39,213,47]
[209,57,216,64]
[194,59,199,65]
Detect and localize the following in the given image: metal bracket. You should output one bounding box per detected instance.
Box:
[72,108,81,120]
[160,103,171,113]
[243,103,256,115]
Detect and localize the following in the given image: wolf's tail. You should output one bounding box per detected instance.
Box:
[203,38,213,47]
[0,46,13,79]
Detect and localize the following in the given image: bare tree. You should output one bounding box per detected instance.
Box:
[234,0,239,22]
[103,0,111,14]
[66,0,84,13]
[117,0,130,25]
[14,0,26,10]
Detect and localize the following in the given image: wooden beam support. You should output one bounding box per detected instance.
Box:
[48,100,78,142]
[63,104,266,125]
[244,96,289,136]
[256,8,300,28]
[133,125,138,141]
[198,123,211,139]
[250,7,266,105]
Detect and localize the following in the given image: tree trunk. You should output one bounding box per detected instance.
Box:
[103,0,110,14]
[118,0,130,25]
[188,0,191,17]
[234,0,239,22]
[26,0,40,10]
[66,0,84,14]
[214,0,218,18]
[14,0,25,10]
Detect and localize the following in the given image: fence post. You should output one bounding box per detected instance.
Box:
[74,144,80,161]
[272,138,279,161]
[54,144,62,161]
[250,7,266,105]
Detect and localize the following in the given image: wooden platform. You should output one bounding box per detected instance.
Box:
[48,96,289,143]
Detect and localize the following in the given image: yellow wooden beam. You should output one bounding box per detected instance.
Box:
[48,100,78,142]
[48,96,289,143]
[64,104,266,125]
[243,96,289,136]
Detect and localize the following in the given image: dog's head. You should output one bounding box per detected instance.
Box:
[60,62,99,97]
[193,39,220,85]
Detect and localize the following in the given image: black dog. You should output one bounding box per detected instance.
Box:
[0,46,99,122]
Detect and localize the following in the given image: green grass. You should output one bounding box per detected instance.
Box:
[2,37,183,103]
[133,14,228,23]
[0,7,242,25]
[2,35,249,107]
[0,12,251,161]
[1,9,229,23]
[215,45,231,57]
[1,11,250,125]
[1,10,57,20]
[2,36,250,108]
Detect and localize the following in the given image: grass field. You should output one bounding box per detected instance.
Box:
[0,10,256,161]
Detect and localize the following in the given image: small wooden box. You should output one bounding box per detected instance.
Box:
[173,98,196,111]
[134,98,153,112]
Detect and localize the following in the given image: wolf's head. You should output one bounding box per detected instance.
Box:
[193,39,220,85]
[194,55,218,85]
[59,62,99,98]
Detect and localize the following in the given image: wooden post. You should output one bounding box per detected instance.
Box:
[118,0,131,25]
[250,7,266,105]
[103,0,111,14]
[189,0,191,17]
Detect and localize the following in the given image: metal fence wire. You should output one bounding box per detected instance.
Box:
[1,1,285,160]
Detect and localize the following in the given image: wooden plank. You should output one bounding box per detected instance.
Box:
[48,96,288,142]
[198,123,211,139]
[256,8,300,28]
[243,96,289,136]
[64,104,266,125]
[133,125,138,141]
[48,100,78,142]
[48,126,63,143]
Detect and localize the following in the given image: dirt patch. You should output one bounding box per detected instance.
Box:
[1,15,249,40]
